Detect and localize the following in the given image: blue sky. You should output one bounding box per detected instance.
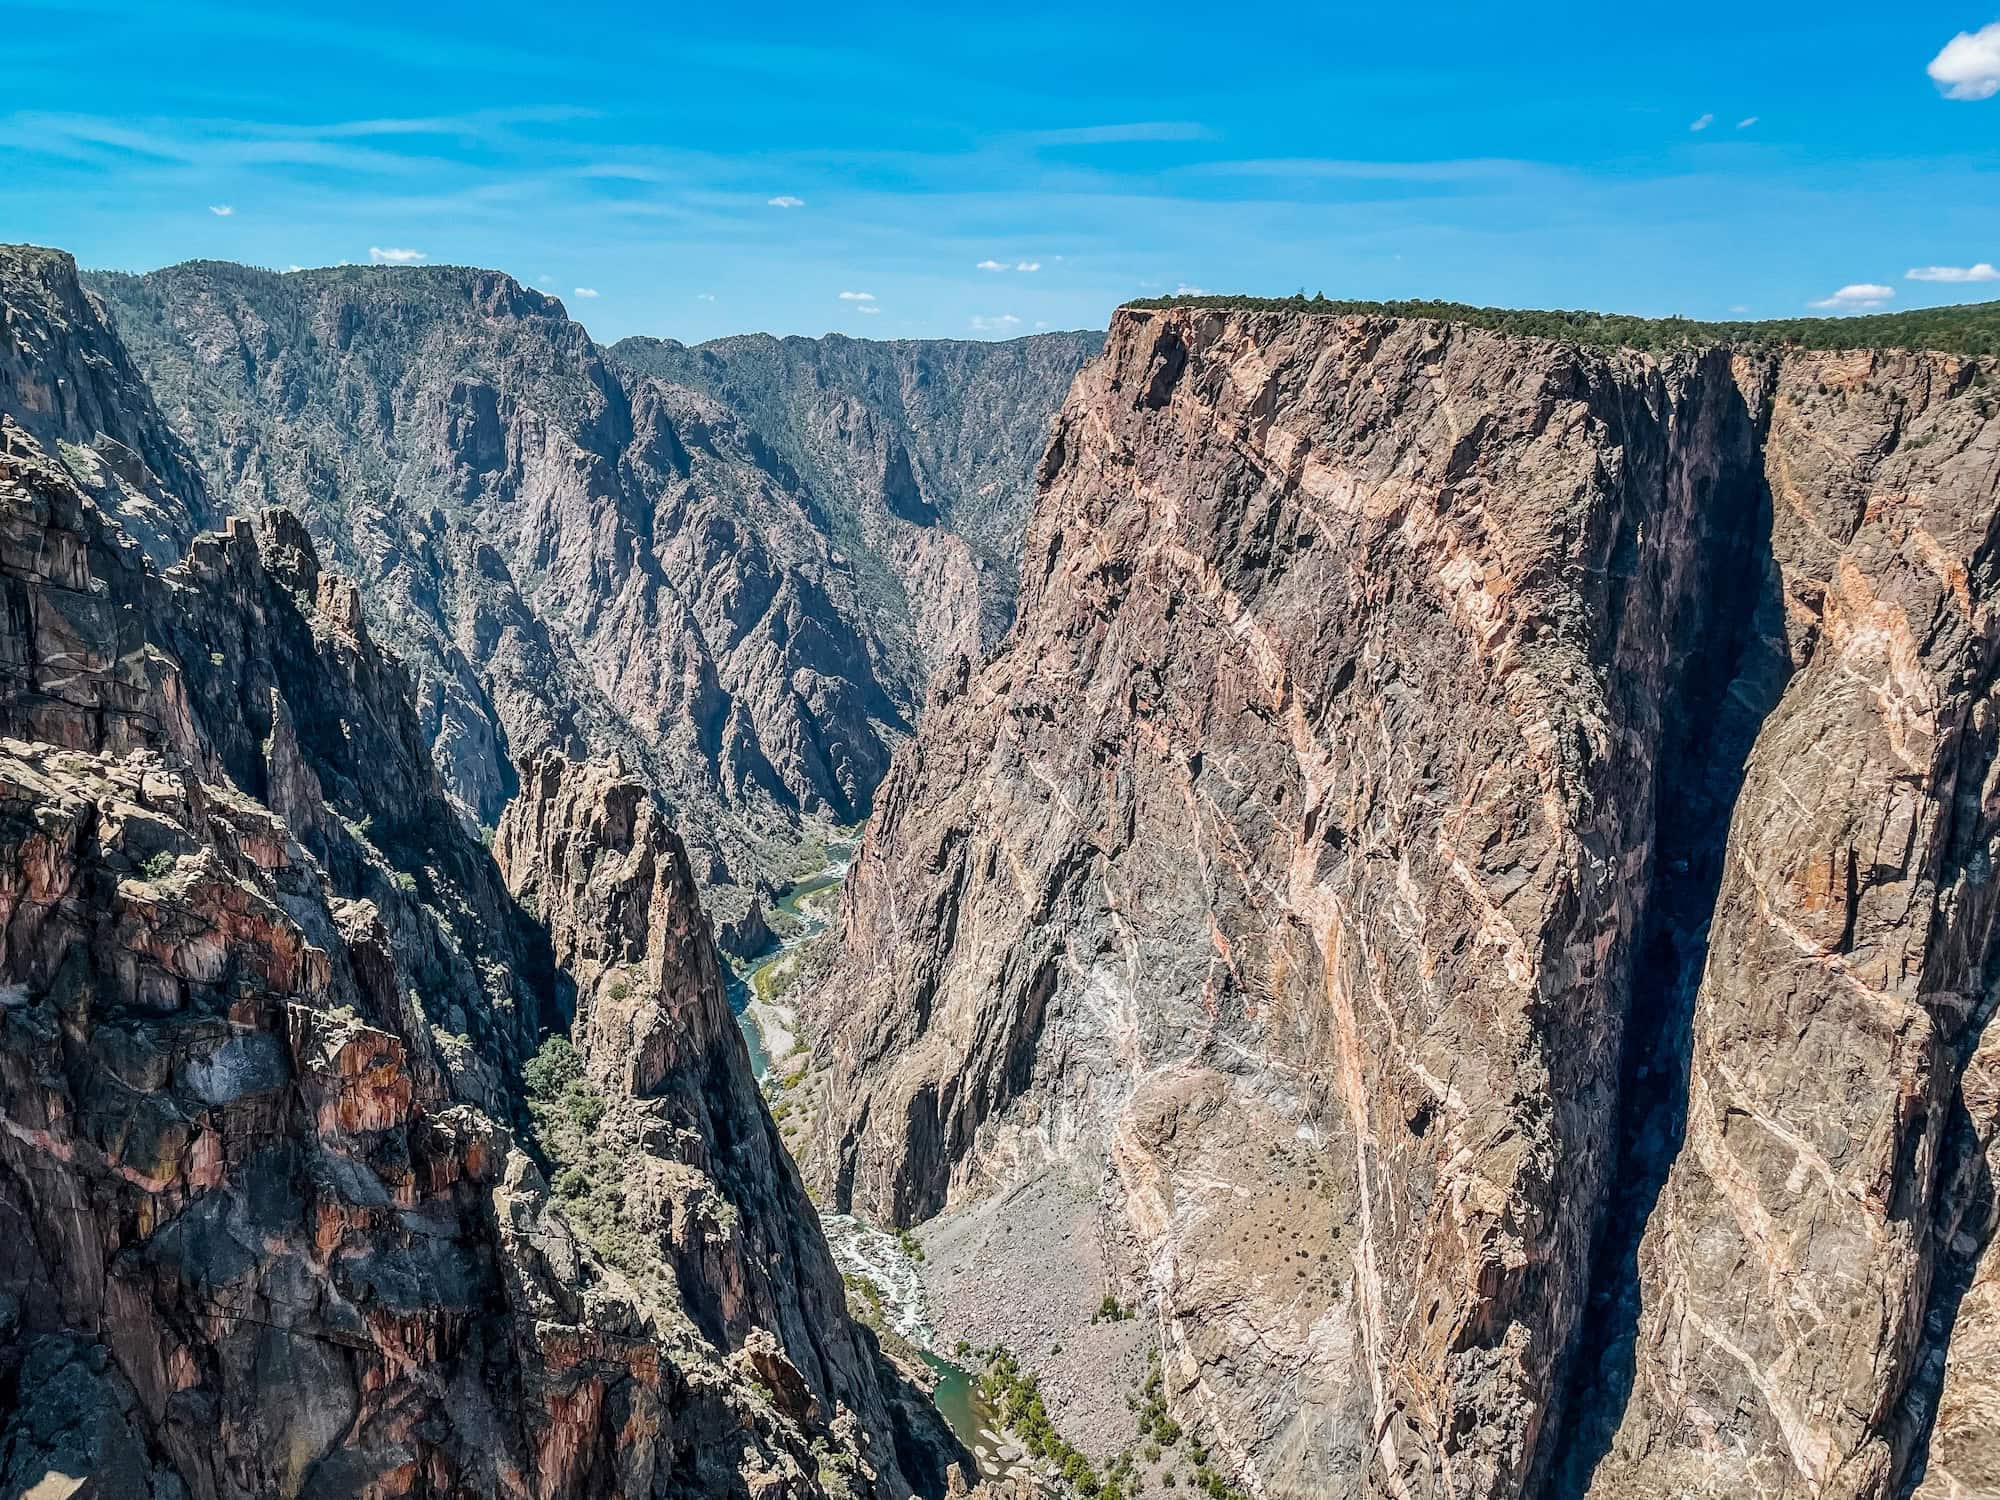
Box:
[3,1,1998,342]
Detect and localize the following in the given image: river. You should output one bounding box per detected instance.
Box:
[726,845,1018,1481]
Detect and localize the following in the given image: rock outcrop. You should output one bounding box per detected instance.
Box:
[0,312,953,1492]
[0,245,211,565]
[800,306,2000,1499]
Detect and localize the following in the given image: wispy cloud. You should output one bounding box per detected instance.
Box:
[1174,282,1208,295]
[838,290,875,300]
[976,259,1007,270]
[208,203,234,216]
[1690,113,1715,131]
[1031,122,1212,145]
[856,305,881,315]
[767,194,804,208]
[696,292,716,302]
[969,313,1021,332]
[1930,21,2000,100]
[1015,260,1040,272]
[1907,263,1999,283]
[1809,282,1894,311]
[1737,116,1758,129]
[368,245,426,263]
[572,286,599,297]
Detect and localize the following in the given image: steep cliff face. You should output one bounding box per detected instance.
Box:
[0,340,952,1492]
[801,307,2000,1499]
[83,265,1090,953]
[88,259,910,923]
[0,245,211,565]
[612,331,1100,679]
[493,751,963,1494]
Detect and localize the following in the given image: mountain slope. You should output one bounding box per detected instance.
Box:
[611,329,1100,681]
[0,248,964,1498]
[0,244,212,564]
[798,305,2000,1499]
[88,260,917,936]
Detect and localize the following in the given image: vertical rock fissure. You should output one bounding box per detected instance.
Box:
[1548,384,1790,1498]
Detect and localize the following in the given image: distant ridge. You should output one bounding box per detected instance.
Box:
[1122,292,2000,356]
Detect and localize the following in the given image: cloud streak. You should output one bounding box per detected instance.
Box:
[368,245,426,263]
[1907,263,1999,283]
[208,203,234,216]
[767,194,804,207]
[572,286,599,297]
[838,290,875,300]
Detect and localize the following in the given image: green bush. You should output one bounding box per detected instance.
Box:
[524,1035,583,1099]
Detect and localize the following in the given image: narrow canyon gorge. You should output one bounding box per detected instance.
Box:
[3,237,2000,1500]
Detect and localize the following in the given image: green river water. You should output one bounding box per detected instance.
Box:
[727,850,1015,1480]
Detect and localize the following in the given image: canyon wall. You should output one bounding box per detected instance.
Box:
[612,330,1101,677]
[87,262,1087,943]
[801,306,2000,1499]
[0,250,957,1498]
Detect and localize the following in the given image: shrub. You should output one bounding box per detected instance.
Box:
[524,1035,583,1099]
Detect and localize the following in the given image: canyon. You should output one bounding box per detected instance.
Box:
[0,244,986,1500]
[87,260,1094,949]
[5,231,2000,1500]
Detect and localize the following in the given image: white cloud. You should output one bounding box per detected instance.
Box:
[1015,260,1041,272]
[1809,283,1895,311]
[976,259,1008,271]
[1174,282,1208,296]
[838,290,875,301]
[970,313,1021,332]
[696,292,716,302]
[767,194,805,208]
[1930,22,2000,100]
[573,287,599,298]
[208,203,234,216]
[1737,116,1758,129]
[1690,113,1714,131]
[286,264,303,273]
[1907,262,2000,283]
[368,246,426,264]
[857,305,881,315]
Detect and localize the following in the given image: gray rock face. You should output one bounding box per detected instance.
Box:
[0,253,956,1498]
[90,259,904,904]
[800,307,2000,1499]
[84,265,1090,950]
[612,330,1101,680]
[0,244,211,565]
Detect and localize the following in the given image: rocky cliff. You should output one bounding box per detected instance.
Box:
[800,305,2000,1499]
[0,244,212,565]
[83,263,1088,950]
[0,268,958,1494]
[611,331,1100,680]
